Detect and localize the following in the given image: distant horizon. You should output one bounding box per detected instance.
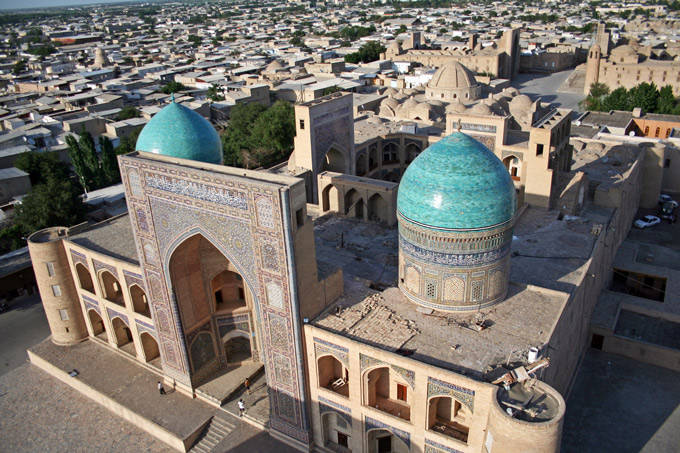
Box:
[0,0,151,12]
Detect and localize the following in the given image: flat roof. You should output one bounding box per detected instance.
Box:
[67,214,139,265]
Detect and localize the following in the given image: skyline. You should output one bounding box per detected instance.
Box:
[0,0,145,11]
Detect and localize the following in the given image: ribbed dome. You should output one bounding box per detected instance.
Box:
[469,103,493,116]
[398,132,515,230]
[428,62,478,89]
[136,100,223,164]
[611,44,636,55]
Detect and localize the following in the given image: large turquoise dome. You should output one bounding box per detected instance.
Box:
[136,100,223,165]
[398,132,515,230]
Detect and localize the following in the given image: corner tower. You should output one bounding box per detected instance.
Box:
[397,132,516,311]
[584,42,601,95]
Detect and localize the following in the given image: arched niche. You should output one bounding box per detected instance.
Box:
[367,428,409,453]
[345,189,364,219]
[322,147,347,173]
[427,395,471,444]
[322,184,340,213]
[317,354,349,397]
[130,284,150,317]
[367,193,388,223]
[76,263,94,293]
[100,270,124,306]
[88,309,107,341]
[140,331,160,363]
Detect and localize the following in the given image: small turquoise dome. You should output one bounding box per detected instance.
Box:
[136,100,223,164]
[398,132,516,230]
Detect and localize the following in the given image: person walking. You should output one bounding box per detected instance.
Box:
[238,399,245,416]
[158,381,166,395]
[244,378,251,395]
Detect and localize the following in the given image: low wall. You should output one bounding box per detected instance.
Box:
[28,349,203,452]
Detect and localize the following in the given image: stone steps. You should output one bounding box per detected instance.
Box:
[189,413,238,453]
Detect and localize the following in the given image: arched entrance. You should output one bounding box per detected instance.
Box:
[503,155,521,181]
[368,193,388,223]
[100,270,124,306]
[88,309,107,341]
[111,317,133,349]
[169,233,257,379]
[322,147,347,173]
[130,284,150,317]
[322,412,351,449]
[76,263,94,293]
[405,143,421,163]
[322,184,340,213]
[427,396,470,443]
[356,154,367,176]
[345,189,364,219]
[317,355,349,397]
[223,331,252,364]
[369,146,379,172]
[367,429,409,453]
[140,331,160,363]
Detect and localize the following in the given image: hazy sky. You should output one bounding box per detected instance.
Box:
[0,0,140,11]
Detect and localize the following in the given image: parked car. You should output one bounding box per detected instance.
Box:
[634,215,661,229]
[658,194,678,208]
[660,200,676,218]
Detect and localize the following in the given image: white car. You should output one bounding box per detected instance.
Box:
[634,215,661,229]
[659,194,678,208]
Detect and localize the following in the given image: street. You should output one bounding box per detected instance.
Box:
[0,293,50,377]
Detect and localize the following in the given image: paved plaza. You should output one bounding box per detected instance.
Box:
[509,69,586,113]
[562,349,680,453]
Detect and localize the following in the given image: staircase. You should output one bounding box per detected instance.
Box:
[190,413,238,453]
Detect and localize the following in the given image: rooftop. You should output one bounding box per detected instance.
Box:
[67,214,139,265]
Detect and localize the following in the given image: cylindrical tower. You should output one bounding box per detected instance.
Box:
[486,381,565,453]
[397,132,516,312]
[28,227,87,345]
[584,42,601,95]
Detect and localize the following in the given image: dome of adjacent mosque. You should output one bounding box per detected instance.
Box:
[510,94,533,111]
[428,62,478,90]
[136,100,223,165]
[446,99,468,113]
[469,102,493,116]
[397,132,516,230]
[403,98,419,109]
[381,97,400,109]
[611,44,636,55]
[384,87,398,96]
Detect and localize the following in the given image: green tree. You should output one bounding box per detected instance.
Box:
[117,105,141,121]
[188,34,202,47]
[99,136,120,186]
[250,101,296,164]
[589,82,610,98]
[656,85,679,115]
[602,87,632,111]
[66,130,102,192]
[13,59,26,75]
[14,178,87,235]
[116,127,144,155]
[630,82,659,113]
[344,41,386,64]
[207,84,225,102]
[221,103,267,167]
[14,151,70,186]
[396,24,407,34]
[323,85,343,96]
[161,81,186,94]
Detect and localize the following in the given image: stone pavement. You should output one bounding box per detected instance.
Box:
[0,363,171,452]
[562,349,680,453]
[222,368,270,429]
[196,360,263,405]
[0,293,50,377]
[30,338,215,441]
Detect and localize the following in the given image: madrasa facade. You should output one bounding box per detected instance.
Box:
[28,80,644,452]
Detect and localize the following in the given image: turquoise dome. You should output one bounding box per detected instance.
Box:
[136,100,223,165]
[398,132,516,230]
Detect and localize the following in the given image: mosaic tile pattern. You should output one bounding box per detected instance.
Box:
[502,150,524,161]
[135,318,157,338]
[319,402,352,427]
[314,343,349,368]
[123,270,145,291]
[318,395,351,414]
[69,249,88,269]
[93,259,119,279]
[425,438,465,453]
[106,307,128,326]
[365,416,410,449]
[83,296,100,315]
[427,377,475,412]
[119,155,311,444]
[460,123,497,133]
[360,354,415,388]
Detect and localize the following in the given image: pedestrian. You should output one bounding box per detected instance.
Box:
[158,381,166,395]
[238,399,245,416]
[244,378,251,395]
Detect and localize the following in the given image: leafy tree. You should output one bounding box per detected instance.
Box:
[116,127,144,155]
[66,129,104,191]
[14,178,87,235]
[344,41,386,64]
[14,151,70,186]
[602,87,632,111]
[207,84,225,102]
[589,82,610,98]
[323,85,343,96]
[656,85,680,115]
[630,82,659,113]
[99,136,120,186]
[188,34,202,48]
[250,101,295,163]
[117,106,141,121]
[0,224,25,252]
[13,59,26,75]
[396,24,407,34]
[222,102,267,167]
[161,81,186,94]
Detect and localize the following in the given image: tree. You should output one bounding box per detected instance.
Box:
[117,106,141,121]
[207,84,225,102]
[250,101,296,164]
[66,129,103,191]
[656,85,680,115]
[344,41,386,64]
[221,103,267,167]
[589,82,610,98]
[13,59,26,75]
[99,136,120,186]
[161,81,186,94]
[396,24,407,34]
[602,87,632,111]
[14,151,70,186]
[323,85,343,96]
[116,127,144,155]
[14,178,87,235]
[630,82,659,113]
